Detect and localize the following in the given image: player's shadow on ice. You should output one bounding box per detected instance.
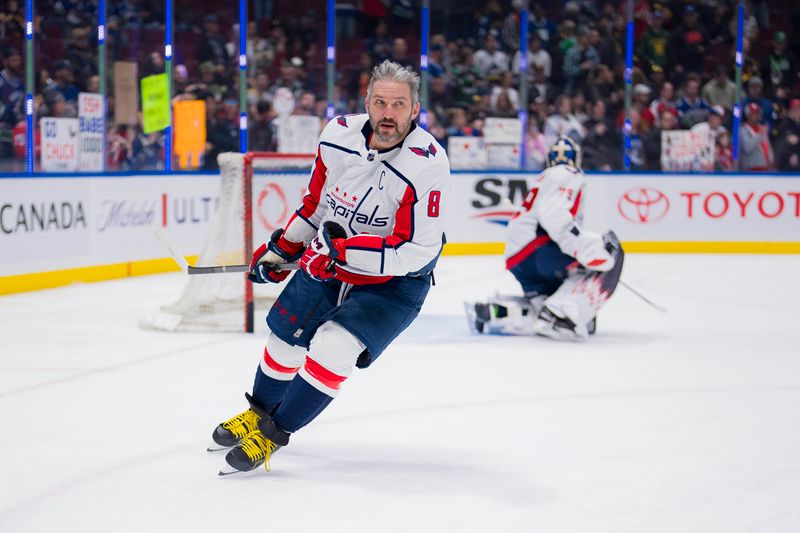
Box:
[274,444,554,505]
[399,314,669,345]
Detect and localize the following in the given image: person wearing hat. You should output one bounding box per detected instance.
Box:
[638,9,670,73]
[633,83,656,129]
[773,98,800,171]
[761,30,797,98]
[742,76,775,128]
[197,13,230,70]
[669,3,708,76]
[739,102,773,171]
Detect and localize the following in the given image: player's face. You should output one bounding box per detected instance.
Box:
[366,80,420,148]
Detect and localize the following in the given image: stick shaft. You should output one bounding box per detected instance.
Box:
[620,281,667,313]
[154,229,189,272]
[187,263,298,275]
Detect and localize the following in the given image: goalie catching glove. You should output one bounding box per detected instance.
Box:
[248,228,305,284]
[299,221,348,282]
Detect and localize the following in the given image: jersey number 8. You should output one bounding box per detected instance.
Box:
[427,191,441,218]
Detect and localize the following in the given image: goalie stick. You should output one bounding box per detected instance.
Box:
[154,229,296,276]
[620,281,667,313]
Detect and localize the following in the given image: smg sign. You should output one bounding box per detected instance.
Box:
[471,175,534,208]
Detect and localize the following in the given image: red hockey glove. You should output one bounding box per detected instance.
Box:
[299,221,348,282]
[248,228,304,284]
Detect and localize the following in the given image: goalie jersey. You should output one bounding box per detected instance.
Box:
[282,114,450,284]
[504,164,615,273]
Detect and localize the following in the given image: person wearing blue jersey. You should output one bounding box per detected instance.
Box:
[210,60,451,475]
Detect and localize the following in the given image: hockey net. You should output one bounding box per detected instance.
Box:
[141,151,315,332]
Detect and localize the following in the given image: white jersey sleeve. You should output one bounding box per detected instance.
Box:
[281,120,342,246]
[505,165,614,272]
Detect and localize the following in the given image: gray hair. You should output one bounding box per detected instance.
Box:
[367,60,420,106]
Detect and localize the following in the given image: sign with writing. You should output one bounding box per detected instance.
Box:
[40,117,79,172]
[141,73,170,134]
[78,92,105,171]
[113,61,139,126]
[661,124,715,172]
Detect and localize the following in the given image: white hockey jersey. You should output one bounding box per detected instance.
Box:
[504,164,614,272]
[282,114,450,283]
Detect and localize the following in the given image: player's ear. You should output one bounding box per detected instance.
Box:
[364,95,369,113]
[411,101,420,120]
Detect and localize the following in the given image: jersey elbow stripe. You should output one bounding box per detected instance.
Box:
[346,234,384,251]
[298,146,327,220]
[570,190,583,217]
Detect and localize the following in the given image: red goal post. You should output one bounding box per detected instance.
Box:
[243,152,316,332]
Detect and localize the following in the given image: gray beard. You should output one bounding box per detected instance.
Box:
[373,129,403,144]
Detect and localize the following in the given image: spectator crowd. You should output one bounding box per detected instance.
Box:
[1,0,799,172]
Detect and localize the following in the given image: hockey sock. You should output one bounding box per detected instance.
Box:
[272,373,334,433]
[252,369,293,412]
[252,345,303,411]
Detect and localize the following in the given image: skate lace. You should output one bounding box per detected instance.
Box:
[222,409,260,439]
[240,431,276,472]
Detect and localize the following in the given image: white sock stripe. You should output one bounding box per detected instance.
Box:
[298,367,339,397]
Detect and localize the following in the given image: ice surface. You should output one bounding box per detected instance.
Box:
[1,254,799,533]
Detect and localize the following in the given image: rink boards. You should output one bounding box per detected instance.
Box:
[1,171,798,294]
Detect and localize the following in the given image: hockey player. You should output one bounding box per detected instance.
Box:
[468,136,623,341]
[211,61,450,475]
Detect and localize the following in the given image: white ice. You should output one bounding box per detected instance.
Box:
[1,254,799,533]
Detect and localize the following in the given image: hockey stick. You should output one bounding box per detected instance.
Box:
[187,262,298,275]
[154,229,297,275]
[154,229,190,273]
[620,281,667,313]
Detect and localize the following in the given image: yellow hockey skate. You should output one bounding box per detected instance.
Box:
[207,408,260,452]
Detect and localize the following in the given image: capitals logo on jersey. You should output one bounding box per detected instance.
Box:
[326,185,390,228]
[409,143,437,158]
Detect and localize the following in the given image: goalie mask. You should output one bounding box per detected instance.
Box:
[546,136,582,169]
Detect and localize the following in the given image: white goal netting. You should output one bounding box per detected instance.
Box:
[140,152,314,332]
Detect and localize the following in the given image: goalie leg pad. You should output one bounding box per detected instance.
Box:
[535,243,624,341]
[468,294,546,335]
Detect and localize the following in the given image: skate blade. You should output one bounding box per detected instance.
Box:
[207,441,232,452]
[218,464,254,477]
